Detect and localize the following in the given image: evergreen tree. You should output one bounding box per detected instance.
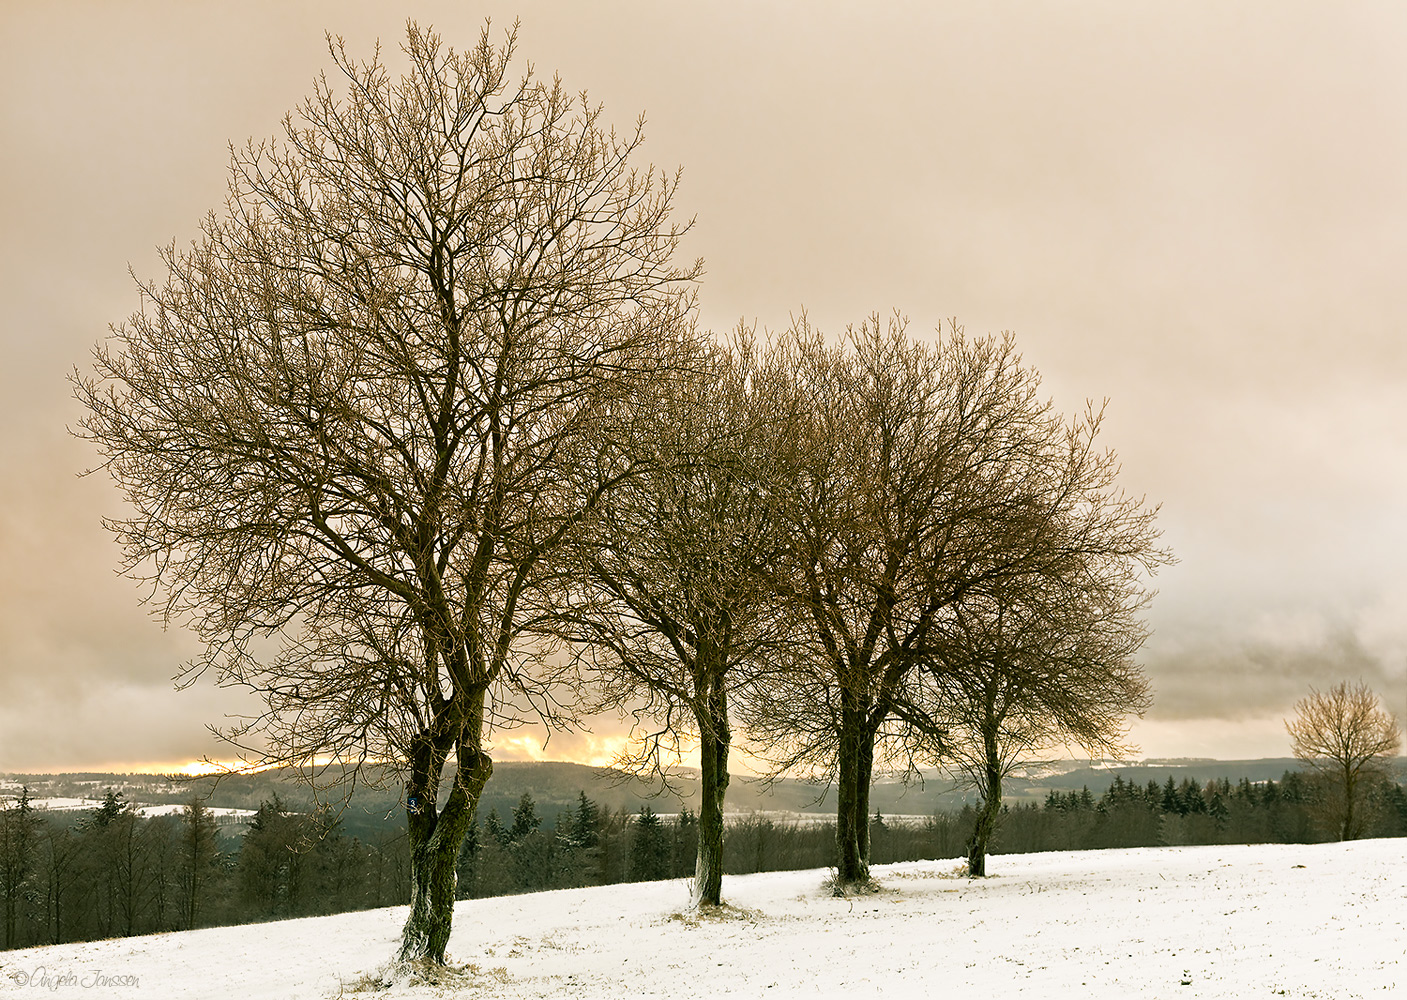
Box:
[571,792,601,849]
[672,808,699,879]
[239,795,316,918]
[1180,778,1207,815]
[91,790,127,828]
[455,816,480,899]
[628,807,671,882]
[517,799,555,892]
[510,793,541,843]
[1161,777,1182,815]
[1208,784,1230,829]
[484,808,510,850]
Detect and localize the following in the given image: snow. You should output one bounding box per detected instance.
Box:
[20,798,97,812]
[132,804,255,820]
[5,798,257,821]
[1,839,1402,999]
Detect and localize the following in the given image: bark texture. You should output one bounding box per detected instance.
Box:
[399,746,492,963]
[693,684,731,907]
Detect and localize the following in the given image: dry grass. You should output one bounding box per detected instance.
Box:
[336,958,510,996]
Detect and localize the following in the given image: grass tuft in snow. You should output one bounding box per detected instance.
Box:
[665,903,763,926]
[821,869,885,897]
[336,958,510,996]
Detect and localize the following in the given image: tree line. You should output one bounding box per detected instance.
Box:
[0,790,406,951]
[11,768,1403,951]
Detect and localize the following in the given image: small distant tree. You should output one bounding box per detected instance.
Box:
[178,800,220,929]
[483,809,510,851]
[238,796,305,917]
[454,818,480,899]
[36,822,84,945]
[1286,680,1401,841]
[628,806,671,882]
[509,794,541,842]
[508,793,552,891]
[570,791,601,850]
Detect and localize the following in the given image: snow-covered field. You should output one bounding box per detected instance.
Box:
[2,839,1402,999]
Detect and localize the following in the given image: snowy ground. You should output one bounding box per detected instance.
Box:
[4,798,255,821]
[2,839,1402,999]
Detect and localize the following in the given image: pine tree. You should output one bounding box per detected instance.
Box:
[1208,784,1230,829]
[571,792,601,849]
[1161,777,1182,815]
[91,789,127,828]
[510,794,541,843]
[628,807,671,882]
[484,808,509,849]
[455,817,480,899]
[239,796,290,917]
[672,808,699,879]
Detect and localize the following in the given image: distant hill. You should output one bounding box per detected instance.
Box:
[6,757,1355,840]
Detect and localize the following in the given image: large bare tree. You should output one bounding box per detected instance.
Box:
[75,23,698,963]
[561,330,800,907]
[1286,680,1401,841]
[745,315,1165,887]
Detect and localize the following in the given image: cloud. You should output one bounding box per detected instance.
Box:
[1143,613,1405,723]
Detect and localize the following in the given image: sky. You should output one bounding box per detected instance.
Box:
[2,1,1406,772]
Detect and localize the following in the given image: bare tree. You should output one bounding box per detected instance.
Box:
[0,788,39,948]
[561,330,800,907]
[178,800,219,930]
[926,567,1155,876]
[1286,680,1401,841]
[745,315,1165,887]
[75,22,697,964]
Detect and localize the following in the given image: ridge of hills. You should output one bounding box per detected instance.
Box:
[3,758,1317,839]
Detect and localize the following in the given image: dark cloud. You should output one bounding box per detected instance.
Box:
[1144,628,1401,724]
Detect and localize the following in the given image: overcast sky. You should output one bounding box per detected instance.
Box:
[2,1,1405,772]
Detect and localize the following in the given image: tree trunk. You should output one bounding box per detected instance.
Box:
[1341,764,1355,842]
[834,700,869,886]
[856,735,874,867]
[966,734,1003,877]
[693,682,731,908]
[398,738,492,964]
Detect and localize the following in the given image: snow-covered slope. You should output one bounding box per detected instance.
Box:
[2,840,1402,999]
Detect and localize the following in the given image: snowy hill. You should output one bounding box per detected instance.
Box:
[2,839,1402,999]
